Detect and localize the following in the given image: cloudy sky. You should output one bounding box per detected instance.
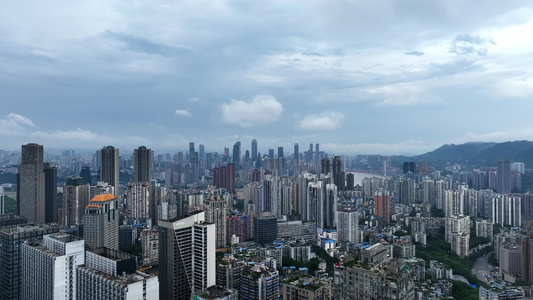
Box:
[1,1,533,155]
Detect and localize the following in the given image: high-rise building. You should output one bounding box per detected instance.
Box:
[511,162,525,174]
[62,176,90,227]
[499,242,522,280]
[268,148,274,159]
[337,209,359,243]
[212,163,236,193]
[491,194,521,227]
[293,143,299,163]
[402,162,416,174]
[79,166,92,186]
[44,162,58,223]
[240,263,279,300]
[199,144,205,160]
[321,157,331,175]
[251,139,258,162]
[159,211,215,300]
[0,223,60,300]
[521,223,533,282]
[346,173,355,191]
[134,146,152,184]
[100,146,119,196]
[82,194,119,250]
[444,189,464,217]
[277,147,284,158]
[205,192,227,249]
[232,141,241,169]
[254,212,277,244]
[497,160,512,194]
[446,214,470,257]
[17,143,45,223]
[126,182,150,219]
[374,189,391,224]
[77,248,159,300]
[332,156,343,190]
[21,233,85,300]
[0,187,4,215]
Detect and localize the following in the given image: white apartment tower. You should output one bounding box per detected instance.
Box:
[337,209,359,243]
[21,233,85,300]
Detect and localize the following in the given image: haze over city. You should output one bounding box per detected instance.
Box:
[2,1,533,155]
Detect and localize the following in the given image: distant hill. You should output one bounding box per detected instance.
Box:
[392,140,533,168]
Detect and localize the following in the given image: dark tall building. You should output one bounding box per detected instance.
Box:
[100,146,119,196]
[251,139,258,162]
[79,166,92,186]
[213,164,236,193]
[43,162,58,223]
[347,173,355,190]
[293,143,299,162]
[254,212,277,244]
[199,144,205,160]
[268,149,274,159]
[134,146,152,184]
[333,156,343,190]
[277,147,284,158]
[402,162,416,174]
[497,160,511,194]
[522,223,533,282]
[17,143,45,223]
[189,142,199,181]
[232,141,241,169]
[321,157,331,175]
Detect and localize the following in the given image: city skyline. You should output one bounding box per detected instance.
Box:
[1,2,533,155]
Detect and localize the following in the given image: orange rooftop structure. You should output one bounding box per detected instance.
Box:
[90,194,117,202]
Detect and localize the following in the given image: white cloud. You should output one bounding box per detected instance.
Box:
[175,109,191,117]
[220,95,283,127]
[188,97,199,103]
[322,140,431,156]
[298,111,344,131]
[0,113,35,136]
[456,129,533,144]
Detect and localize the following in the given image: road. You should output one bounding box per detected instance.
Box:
[472,254,494,283]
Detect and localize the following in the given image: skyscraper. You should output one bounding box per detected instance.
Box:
[62,176,90,227]
[21,233,85,300]
[293,143,299,163]
[374,189,391,224]
[268,148,274,159]
[277,146,284,158]
[232,141,241,169]
[205,191,227,249]
[17,143,45,223]
[199,144,205,160]
[0,187,4,215]
[100,146,119,196]
[44,162,58,223]
[521,223,533,282]
[497,160,511,194]
[134,146,152,184]
[159,211,215,300]
[82,194,119,250]
[251,139,258,162]
[126,182,150,219]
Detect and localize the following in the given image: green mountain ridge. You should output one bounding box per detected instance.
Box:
[392,140,533,168]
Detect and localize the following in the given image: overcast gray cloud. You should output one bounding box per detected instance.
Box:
[1,1,533,155]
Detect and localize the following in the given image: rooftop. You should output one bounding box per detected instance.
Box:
[90,194,116,202]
